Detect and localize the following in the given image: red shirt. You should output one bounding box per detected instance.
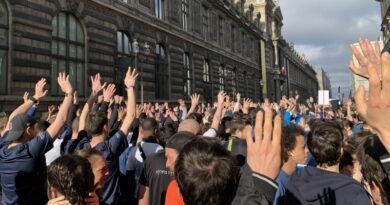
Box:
[165,180,185,205]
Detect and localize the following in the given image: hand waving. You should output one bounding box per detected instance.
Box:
[103,84,116,102]
[246,104,282,179]
[91,73,107,95]
[57,73,73,94]
[33,78,48,100]
[124,67,138,88]
[349,39,381,79]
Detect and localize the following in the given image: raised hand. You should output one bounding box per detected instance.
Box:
[124,67,138,88]
[217,91,226,106]
[349,39,381,79]
[246,104,282,179]
[236,92,241,103]
[23,92,29,103]
[103,84,116,102]
[354,51,390,152]
[33,78,48,100]
[191,93,200,107]
[91,73,106,95]
[136,104,143,118]
[57,73,73,95]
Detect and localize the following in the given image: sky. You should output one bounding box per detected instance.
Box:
[279,0,382,99]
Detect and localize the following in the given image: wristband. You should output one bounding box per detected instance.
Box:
[28,96,38,104]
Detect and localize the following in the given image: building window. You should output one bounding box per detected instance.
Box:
[218,65,225,91]
[241,31,245,56]
[218,16,224,46]
[231,24,235,51]
[155,0,164,19]
[0,0,8,94]
[155,44,169,99]
[202,6,208,40]
[51,12,85,95]
[232,68,237,96]
[181,0,189,31]
[116,32,134,95]
[203,58,211,83]
[183,53,192,98]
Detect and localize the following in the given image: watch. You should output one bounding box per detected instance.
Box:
[28,96,38,104]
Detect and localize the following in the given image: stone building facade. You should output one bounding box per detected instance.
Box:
[377,0,390,51]
[316,68,332,96]
[0,0,266,111]
[249,0,318,102]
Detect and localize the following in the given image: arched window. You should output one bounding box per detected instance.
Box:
[116,31,133,95]
[0,0,8,94]
[218,65,225,91]
[51,12,85,95]
[202,58,212,102]
[183,53,192,98]
[155,44,169,99]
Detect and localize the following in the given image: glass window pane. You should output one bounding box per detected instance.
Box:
[69,16,76,42]
[69,62,76,87]
[69,44,76,58]
[124,34,129,54]
[0,28,7,46]
[59,42,66,56]
[0,2,8,26]
[59,13,66,39]
[117,32,122,52]
[51,40,58,54]
[77,63,84,95]
[51,60,58,94]
[52,16,58,36]
[76,22,84,43]
[59,60,66,73]
[0,49,6,94]
[77,46,84,60]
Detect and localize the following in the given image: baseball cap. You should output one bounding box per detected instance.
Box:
[165,131,194,152]
[5,114,36,142]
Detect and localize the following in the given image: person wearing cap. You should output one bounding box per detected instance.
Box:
[164,131,194,205]
[0,73,74,205]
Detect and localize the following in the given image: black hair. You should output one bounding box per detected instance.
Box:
[157,123,177,147]
[186,113,203,124]
[86,111,107,135]
[141,118,158,132]
[282,125,305,162]
[47,155,94,205]
[307,122,343,167]
[175,137,238,205]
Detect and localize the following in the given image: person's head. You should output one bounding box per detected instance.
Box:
[282,125,308,165]
[355,133,390,204]
[5,114,38,143]
[307,122,344,168]
[86,111,108,137]
[77,149,108,191]
[186,113,203,125]
[47,155,94,205]
[178,119,201,135]
[157,123,177,147]
[229,118,245,139]
[36,120,51,132]
[165,131,194,171]
[175,137,238,205]
[141,118,158,138]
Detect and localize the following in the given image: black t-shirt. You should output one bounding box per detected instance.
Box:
[139,151,174,205]
[224,136,247,167]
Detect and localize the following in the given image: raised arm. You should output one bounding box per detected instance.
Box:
[2,79,48,135]
[120,67,138,135]
[187,93,200,115]
[79,73,106,131]
[211,91,226,130]
[46,73,73,139]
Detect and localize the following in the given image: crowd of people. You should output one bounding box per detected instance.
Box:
[0,38,389,205]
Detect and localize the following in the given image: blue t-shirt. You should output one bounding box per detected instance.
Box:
[0,131,53,205]
[273,170,290,205]
[65,130,128,205]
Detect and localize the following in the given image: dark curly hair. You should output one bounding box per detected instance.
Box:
[282,125,305,162]
[47,155,94,205]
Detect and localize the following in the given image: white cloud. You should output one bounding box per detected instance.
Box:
[279,0,381,98]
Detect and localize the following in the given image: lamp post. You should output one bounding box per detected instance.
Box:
[132,39,151,105]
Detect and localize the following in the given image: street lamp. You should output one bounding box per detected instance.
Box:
[132,39,150,105]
